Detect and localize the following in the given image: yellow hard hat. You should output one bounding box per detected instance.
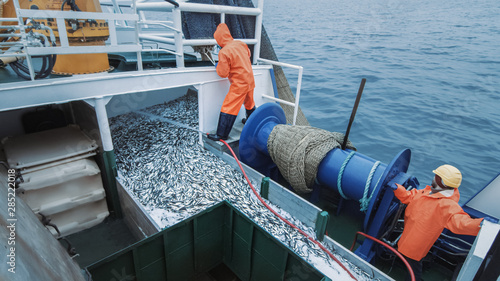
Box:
[432,164,462,188]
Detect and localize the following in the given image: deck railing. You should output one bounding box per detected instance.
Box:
[1,0,143,80]
[1,0,265,80]
[134,0,264,67]
[257,58,303,126]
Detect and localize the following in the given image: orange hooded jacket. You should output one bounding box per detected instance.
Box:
[394,184,482,261]
[214,23,255,115]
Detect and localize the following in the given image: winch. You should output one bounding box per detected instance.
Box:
[239,102,419,261]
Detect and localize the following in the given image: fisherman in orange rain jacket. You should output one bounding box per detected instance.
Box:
[207,23,256,141]
[391,164,484,281]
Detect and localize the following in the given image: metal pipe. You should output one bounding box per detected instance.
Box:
[257,58,302,69]
[0,42,25,46]
[132,0,143,71]
[0,26,21,29]
[134,2,174,12]
[138,33,175,38]
[135,2,260,15]
[138,21,180,33]
[164,0,179,8]
[292,66,303,125]
[180,2,260,15]
[261,94,295,107]
[183,38,258,46]
[94,97,114,152]
[0,33,22,38]
[4,0,35,81]
[172,7,184,67]
[341,78,366,150]
[253,0,264,64]
[139,34,176,45]
[142,48,181,56]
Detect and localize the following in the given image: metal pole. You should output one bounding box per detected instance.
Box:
[95,97,114,152]
[12,0,36,80]
[292,66,303,125]
[93,97,122,218]
[172,7,185,68]
[253,0,264,64]
[341,78,366,150]
[133,0,143,70]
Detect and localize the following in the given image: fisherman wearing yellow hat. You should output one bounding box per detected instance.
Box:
[391,164,485,281]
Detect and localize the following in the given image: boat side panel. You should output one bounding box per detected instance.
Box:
[323,236,394,281]
[117,179,160,239]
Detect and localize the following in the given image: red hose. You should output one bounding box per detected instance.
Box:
[350,231,415,281]
[220,139,358,281]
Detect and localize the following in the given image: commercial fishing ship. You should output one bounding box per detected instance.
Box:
[1,0,499,280]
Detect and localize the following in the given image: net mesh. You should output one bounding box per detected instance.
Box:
[268,125,355,193]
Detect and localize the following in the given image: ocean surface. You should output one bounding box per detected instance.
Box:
[262,0,500,204]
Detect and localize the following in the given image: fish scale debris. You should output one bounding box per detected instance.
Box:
[109,93,374,280]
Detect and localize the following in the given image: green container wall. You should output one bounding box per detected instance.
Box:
[87,201,329,281]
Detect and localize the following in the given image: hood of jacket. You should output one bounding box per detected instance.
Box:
[424,185,460,202]
[214,23,233,47]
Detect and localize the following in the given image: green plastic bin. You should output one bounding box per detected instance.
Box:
[86,201,331,281]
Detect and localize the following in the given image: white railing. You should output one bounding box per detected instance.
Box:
[135,0,265,66]
[2,0,143,80]
[257,58,303,126]
[15,10,141,55]
[3,0,265,80]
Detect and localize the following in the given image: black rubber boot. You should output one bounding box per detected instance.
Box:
[242,106,256,124]
[207,112,237,141]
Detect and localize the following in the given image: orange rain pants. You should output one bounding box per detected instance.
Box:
[393,184,483,261]
[214,23,255,116]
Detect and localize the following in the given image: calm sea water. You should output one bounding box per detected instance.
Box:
[262,0,500,204]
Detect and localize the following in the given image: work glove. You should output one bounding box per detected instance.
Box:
[390,183,399,190]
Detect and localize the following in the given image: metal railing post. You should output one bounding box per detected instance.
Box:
[133,0,143,70]
[172,7,185,68]
[12,0,35,80]
[293,66,303,125]
[257,58,303,126]
[253,0,264,64]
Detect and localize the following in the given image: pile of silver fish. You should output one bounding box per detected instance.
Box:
[109,93,374,280]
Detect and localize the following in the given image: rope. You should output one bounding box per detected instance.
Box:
[359,161,381,212]
[337,151,356,199]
